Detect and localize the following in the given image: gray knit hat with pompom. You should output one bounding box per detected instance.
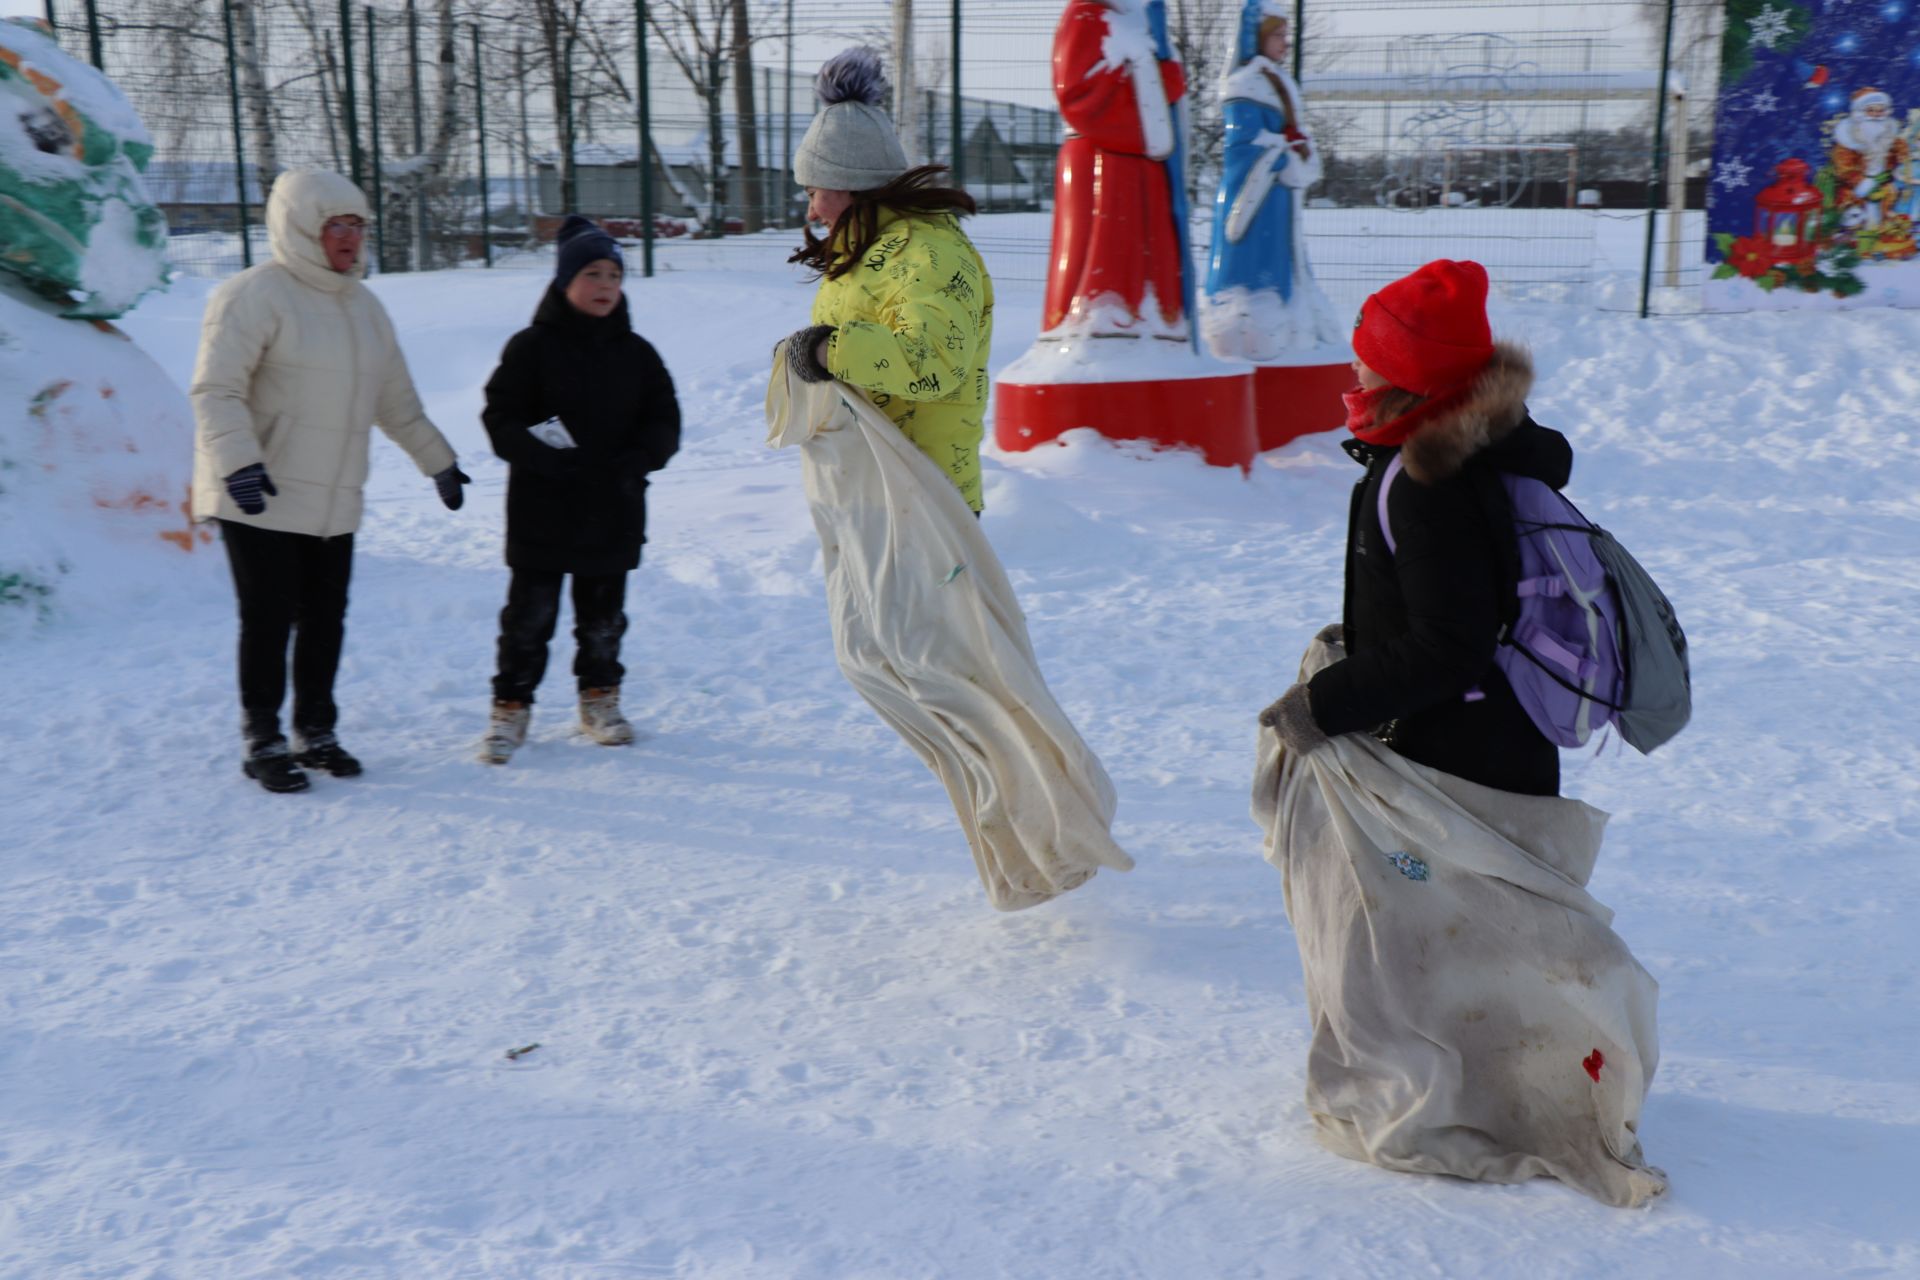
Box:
[792,47,910,191]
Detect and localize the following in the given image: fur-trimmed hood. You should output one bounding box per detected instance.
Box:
[1399,341,1536,484]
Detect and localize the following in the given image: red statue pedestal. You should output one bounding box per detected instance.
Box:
[994,335,1258,471]
[1248,349,1351,452]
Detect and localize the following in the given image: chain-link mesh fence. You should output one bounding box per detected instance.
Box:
[43,0,1723,314]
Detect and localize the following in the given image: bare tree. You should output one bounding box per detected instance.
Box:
[1167,0,1237,202]
[282,0,347,172]
[1637,0,1724,114]
[916,31,946,162]
[648,0,778,234]
[891,0,918,162]
[648,0,733,233]
[228,0,282,195]
[529,0,591,215]
[728,0,764,231]
[398,0,464,266]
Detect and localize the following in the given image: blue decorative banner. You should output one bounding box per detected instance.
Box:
[1705,0,1920,310]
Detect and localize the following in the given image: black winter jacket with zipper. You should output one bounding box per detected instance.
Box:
[1307,343,1568,797]
[482,285,680,575]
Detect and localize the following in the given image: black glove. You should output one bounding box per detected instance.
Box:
[1258,683,1330,756]
[224,463,276,515]
[785,324,836,384]
[433,464,470,511]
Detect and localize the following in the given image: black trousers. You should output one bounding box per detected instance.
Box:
[219,519,354,745]
[493,569,628,704]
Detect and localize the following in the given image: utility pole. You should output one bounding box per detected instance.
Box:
[892,0,917,161]
[784,0,794,225]
[949,0,961,188]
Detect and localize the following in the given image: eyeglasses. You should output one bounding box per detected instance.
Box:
[322,219,367,238]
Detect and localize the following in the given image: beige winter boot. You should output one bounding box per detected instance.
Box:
[579,686,634,746]
[479,698,531,765]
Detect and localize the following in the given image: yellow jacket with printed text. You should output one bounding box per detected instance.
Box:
[810,209,993,512]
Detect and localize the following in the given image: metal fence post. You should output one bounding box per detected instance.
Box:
[219,0,253,268]
[635,0,654,276]
[340,0,364,190]
[405,0,427,270]
[367,6,386,274]
[42,0,56,33]
[82,0,103,71]
[783,0,793,227]
[1638,0,1677,319]
[516,41,534,236]
[949,0,962,190]
[1292,0,1304,82]
[562,36,578,215]
[763,65,774,229]
[473,25,492,267]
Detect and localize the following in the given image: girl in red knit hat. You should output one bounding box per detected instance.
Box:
[1251,260,1668,1208]
[1259,258,1569,795]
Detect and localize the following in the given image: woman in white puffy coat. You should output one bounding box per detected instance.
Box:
[190,168,468,792]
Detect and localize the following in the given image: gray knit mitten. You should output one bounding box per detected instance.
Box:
[785,325,836,383]
[1258,683,1329,755]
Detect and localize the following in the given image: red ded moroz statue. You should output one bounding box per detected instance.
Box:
[1045,0,1187,338]
[995,0,1257,468]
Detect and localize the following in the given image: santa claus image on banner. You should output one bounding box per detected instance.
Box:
[1829,87,1910,232]
[1042,0,1192,340]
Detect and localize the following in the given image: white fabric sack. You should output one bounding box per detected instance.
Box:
[766,345,1133,911]
[1251,633,1667,1207]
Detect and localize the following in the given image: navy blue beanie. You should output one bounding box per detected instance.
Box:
[554,214,623,287]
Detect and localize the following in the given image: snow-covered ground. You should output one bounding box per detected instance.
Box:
[3,216,1917,1278]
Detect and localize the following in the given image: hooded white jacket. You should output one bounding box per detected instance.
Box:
[190,169,455,536]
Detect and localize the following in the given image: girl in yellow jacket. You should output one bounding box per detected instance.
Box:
[782,48,993,513]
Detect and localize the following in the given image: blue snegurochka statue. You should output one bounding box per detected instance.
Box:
[1201,0,1345,362]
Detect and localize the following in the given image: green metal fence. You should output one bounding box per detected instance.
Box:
[43,0,1721,313]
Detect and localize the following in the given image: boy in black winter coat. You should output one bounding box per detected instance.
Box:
[478,216,681,764]
[1259,259,1565,796]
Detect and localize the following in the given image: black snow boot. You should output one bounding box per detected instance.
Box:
[294,731,363,777]
[242,740,311,793]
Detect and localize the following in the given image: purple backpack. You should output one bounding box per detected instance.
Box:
[1379,456,1690,754]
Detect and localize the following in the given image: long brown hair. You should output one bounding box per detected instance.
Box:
[788,164,977,281]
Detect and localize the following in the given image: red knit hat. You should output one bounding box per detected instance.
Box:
[1352,259,1495,397]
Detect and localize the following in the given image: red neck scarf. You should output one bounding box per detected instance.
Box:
[1343,383,1470,448]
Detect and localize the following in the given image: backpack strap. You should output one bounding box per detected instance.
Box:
[1376,452,1497,707]
[1467,464,1524,635]
[1376,454,1405,555]
[1376,455,1521,634]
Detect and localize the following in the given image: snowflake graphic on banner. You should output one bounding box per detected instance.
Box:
[1749,4,1794,48]
[1747,88,1780,114]
[1714,156,1753,190]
